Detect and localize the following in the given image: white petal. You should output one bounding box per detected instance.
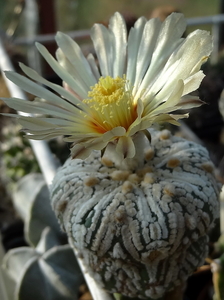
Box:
[91,24,113,76]
[71,138,108,159]
[135,13,186,99]
[129,118,155,136]
[176,96,204,109]
[103,126,126,141]
[183,71,205,95]
[3,97,83,122]
[169,113,189,120]
[116,136,135,159]
[127,99,145,136]
[5,71,71,107]
[143,79,184,116]
[36,42,88,99]
[108,12,127,77]
[38,118,77,126]
[19,117,86,135]
[126,16,147,85]
[85,138,108,151]
[137,98,144,117]
[26,133,62,140]
[86,53,101,81]
[152,114,181,125]
[128,121,143,137]
[132,18,161,93]
[70,144,92,159]
[147,80,184,115]
[64,132,101,142]
[190,54,209,74]
[19,63,83,108]
[55,32,97,87]
[55,48,91,94]
[19,117,57,130]
[150,13,186,69]
[148,30,212,99]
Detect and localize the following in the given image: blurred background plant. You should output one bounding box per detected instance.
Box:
[1,173,84,300]
[1,123,40,189]
[0,0,221,33]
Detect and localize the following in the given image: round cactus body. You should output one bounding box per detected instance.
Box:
[51,129,220,299]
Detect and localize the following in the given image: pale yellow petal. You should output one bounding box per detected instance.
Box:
[144,79,184,115]
[126,16,147,84]
[70,144,92,160]
[19,63,83,107]
[116,136,135,159]
[176,96,204,109]
[182,71,205,96]
[36,42,88,99]
[103,126,126,141]
[55,32,97,87]
[108,12,127,77]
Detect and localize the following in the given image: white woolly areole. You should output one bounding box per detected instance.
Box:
[50,129,220,299]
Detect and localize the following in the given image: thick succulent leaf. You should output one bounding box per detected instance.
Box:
[14,245,83,300]
[12,174,62,247]
[2,247,38,282]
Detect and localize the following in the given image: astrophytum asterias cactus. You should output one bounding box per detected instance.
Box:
[51,129,220,299]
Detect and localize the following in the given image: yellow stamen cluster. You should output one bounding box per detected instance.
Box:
[83,76,137,133]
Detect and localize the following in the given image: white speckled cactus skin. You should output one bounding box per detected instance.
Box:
[50,129,220,299]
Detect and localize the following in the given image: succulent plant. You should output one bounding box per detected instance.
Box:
[2,173,84,300]
[12,173,63,246]
[1,124,40,187]
[51,129,220,299]
[2,227,84,300]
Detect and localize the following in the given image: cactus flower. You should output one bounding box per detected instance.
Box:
[3,12,212,160]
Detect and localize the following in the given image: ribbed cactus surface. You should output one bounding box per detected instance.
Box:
[51,129,220,299]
